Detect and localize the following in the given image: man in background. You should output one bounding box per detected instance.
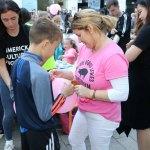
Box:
[107,0,131,53]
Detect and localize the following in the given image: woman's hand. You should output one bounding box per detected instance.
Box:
[74,85,92,98]
[61,83,74,97]
[0,58,11,89]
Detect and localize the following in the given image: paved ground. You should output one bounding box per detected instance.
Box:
[0,121,138,150]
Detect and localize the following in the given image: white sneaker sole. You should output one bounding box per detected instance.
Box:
[0,134,4,139]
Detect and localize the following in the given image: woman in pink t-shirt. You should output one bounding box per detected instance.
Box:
[50,9,129,150]
[62,38,78,64]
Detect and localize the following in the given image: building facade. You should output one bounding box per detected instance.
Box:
[61,0,127,15]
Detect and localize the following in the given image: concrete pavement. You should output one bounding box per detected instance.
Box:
[58,128,138,150]
[0,122,138,150]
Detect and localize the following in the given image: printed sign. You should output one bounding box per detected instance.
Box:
[88,0,100,10]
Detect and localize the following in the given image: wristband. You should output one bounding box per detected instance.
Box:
[51,94,66,116]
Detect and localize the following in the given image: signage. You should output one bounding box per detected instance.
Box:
[88,0,100,10]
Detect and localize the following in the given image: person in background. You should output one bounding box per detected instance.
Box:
[99,7,108,15]
[61,38,78,65]
[52,15,64,61]
[30,9,37,22]
[61,9,67,23]
[126,17,143,49]
[52,15,64,32]
[0,1,29,149]
[50,9,129,150]
[11,17,74,150]
[106,0,131,53]
[126,7,143,49]
[117,1,150,150]
[68,10,72,16]
[64,13,73,34]
[20,8,31,25]
[130,7,138,33]
[38,10,50,20]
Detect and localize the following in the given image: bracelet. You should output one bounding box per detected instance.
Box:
[91,90,96,99]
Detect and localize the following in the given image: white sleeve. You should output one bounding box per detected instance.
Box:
[108,77,129,102]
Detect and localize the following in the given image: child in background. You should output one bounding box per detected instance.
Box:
[52,15,64,61]
[62,38,78,64]
[52,15,64,32]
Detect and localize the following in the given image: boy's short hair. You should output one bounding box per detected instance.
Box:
[106,0,119,9]
[29,17,62,44]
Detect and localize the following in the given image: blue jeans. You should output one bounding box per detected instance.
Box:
[0,77,15,140]
[0,96,4,130]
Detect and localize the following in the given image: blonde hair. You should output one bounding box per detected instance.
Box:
[71,9,115,33]
[52,15,62,23]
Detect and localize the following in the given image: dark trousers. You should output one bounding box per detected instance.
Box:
[21,128,60,150]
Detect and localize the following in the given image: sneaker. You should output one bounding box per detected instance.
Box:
[4,142,15,150]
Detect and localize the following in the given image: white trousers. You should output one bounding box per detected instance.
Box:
[68,110,119,150]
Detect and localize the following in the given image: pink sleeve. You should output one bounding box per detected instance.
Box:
[63,48,77,58]
[104,54,129,80]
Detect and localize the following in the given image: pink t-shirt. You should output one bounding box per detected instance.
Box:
[75,41,128,122]
[62,48,78,64]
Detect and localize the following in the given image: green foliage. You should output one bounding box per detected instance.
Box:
[38,0,50,11]
[38,0,60,10]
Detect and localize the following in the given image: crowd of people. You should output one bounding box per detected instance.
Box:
[0,0,150,150]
